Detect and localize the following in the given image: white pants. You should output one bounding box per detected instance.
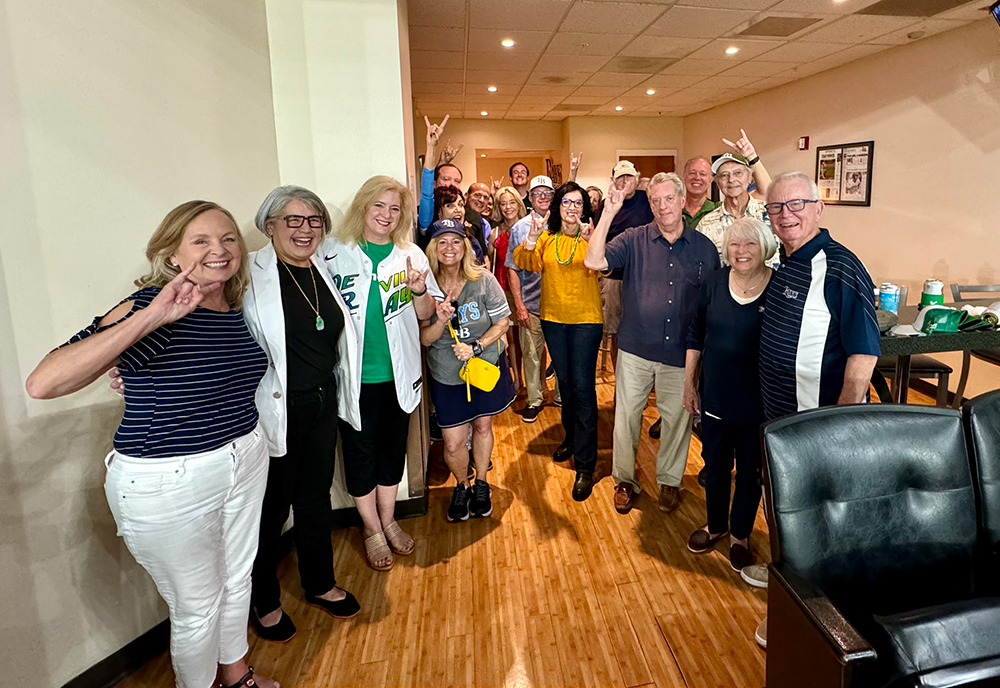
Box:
[612,350,692,491]
[104,426,269,688]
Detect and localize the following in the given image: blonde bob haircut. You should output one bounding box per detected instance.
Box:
[425,234,486,284]
[135,200,250,307]
[337,175,415,247]
[720,217,778,267]
[491,186,527,225]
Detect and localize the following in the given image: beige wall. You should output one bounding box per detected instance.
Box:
[0,0,280,685]
[683,19,1000,398]
[567,116,684,191]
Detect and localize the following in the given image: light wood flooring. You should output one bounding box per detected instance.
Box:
[119,368,935,688]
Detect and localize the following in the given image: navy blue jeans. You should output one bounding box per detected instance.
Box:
[540,321,602,474]
[701,414,762,540]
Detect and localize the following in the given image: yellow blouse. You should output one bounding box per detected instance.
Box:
[513,231,603,325]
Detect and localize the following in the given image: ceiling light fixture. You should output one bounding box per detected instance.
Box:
[481,153,487,157]
[615,105,623,111]
[646,89,656,95]
[480,111,488,116]
[501,39,515,48]
[725,46,740,55]
[488,86,497,92]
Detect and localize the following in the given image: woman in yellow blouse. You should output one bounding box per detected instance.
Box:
[513,181,603,501]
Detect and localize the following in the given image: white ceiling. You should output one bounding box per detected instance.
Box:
[408,0,992,120]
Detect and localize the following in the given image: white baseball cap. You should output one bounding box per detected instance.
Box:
[612,160,639,178]
[529,175,554,191]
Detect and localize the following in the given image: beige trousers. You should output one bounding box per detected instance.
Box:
[519,313,559,408]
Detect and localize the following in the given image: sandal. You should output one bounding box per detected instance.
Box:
[222,667,277,688]
[364,532,393,571]
[383,521,415,556]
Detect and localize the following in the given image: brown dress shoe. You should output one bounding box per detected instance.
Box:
[613,484,636,514]
[658,484,683,513]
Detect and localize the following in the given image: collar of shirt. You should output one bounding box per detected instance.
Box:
[646,221,693,247]
[683,198,719,225]
[785,227,832,262]
[721,195,765,219]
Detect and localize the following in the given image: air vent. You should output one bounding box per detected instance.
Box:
[541,75,571,84]
[557,104,596,111]
[600,56,677,74]
[738,16,823,37]
[858,0,969,16]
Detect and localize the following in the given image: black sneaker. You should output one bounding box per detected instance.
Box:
[467,459,475,482]
[648,417,661,439]
[522,405,542,423]
[470,480,493,518]
[545,363,555,380]
[447,484,472,522]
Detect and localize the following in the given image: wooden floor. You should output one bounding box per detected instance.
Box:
[119,369,935,688]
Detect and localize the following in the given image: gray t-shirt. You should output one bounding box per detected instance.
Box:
[427,271,510,385]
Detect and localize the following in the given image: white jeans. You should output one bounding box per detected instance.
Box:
[104,426,268,688]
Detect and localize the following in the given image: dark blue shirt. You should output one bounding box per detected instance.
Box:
[67,287,268,458]
[594,189,654,280]
[605,222,720,367]
[759,229,880,420]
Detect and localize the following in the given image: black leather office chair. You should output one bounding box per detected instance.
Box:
[964,390,1000,580]
[762,404,1000,688]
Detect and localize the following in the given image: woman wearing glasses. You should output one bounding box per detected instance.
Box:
[420,218,513,522]
[513,181,602,502]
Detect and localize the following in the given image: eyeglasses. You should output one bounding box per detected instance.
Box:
[560,198,584,208]
[716,170,748,181]
[280,214,325,229]
[530,190,554,199]
[764,199,819,215]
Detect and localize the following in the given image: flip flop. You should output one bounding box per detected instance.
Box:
[383,521,415,556]
[364,532,393,571]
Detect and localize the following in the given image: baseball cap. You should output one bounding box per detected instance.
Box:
[712,153,750,175]
[529,175,554,192]
[612,160,639,178]
[913,306,963,334]
[428,218,466,241]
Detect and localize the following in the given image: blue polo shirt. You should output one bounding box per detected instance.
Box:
[759,228,880,420]
[605,222,720,367]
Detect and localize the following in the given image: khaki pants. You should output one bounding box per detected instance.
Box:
[612,350,691,491]
[519,313,558,408]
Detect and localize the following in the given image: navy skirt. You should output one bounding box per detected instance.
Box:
[430,355,516,428]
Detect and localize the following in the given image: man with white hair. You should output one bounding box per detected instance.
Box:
[585,172,719,515]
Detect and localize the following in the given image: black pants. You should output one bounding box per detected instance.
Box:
[251,378,338,617]
[339,381,410,497]
[540,320,602,474]
[701,414,762,540]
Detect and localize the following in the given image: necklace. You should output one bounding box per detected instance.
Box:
[731,268,768,295]
[554,226,582,265]
[280,260,324,331]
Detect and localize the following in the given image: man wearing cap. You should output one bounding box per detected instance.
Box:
[505,175,560,422]
[747,170,880,648]
[682,157,720,229]
[585,172,720,515]
[592,160,655,369]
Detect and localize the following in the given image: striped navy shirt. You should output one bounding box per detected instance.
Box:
[67,287,268,458]
[759,229,880,420]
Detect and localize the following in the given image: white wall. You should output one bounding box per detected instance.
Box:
[0,0,281,685]
[566,115,684,191]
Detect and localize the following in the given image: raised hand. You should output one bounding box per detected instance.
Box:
[439,139,463,165]
[435,297,456,323]
[147,262,219,326]
[579,221,594,242]
[527,210,549,243]
[605,185,626,214]
[490,177,501,193]
[722,128,757,161]
[570,152,582,172]
[424,114,450,149]
[404,256,429,295]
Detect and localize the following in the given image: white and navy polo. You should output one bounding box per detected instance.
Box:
[759,229,880,420]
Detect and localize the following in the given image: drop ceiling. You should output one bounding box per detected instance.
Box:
[408,0,991,119]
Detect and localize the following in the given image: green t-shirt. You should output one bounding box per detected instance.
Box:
[683,198,721,229]
[360,241,395,383]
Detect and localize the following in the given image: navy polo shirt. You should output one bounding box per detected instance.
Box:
[605,223,720,367]
[759,228,880,420]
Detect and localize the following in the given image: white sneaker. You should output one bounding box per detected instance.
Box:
[754,616,767,649]
[741,563,769,588]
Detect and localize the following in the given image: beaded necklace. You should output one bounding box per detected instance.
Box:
[554,226,582,266]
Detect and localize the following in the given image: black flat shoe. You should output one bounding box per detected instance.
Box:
[572,472,594,502]
[305,590,361,619]
[249,608,297,642]
[553,441,573,463]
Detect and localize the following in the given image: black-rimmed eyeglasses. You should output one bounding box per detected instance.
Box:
[280,214,325,229]
[763,199,819,215]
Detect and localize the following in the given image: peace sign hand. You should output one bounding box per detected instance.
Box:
[722,128,757,161]
[527,210,550,243]
[424,115,450,148]
[404,256,429,294]
[147,262,220,327]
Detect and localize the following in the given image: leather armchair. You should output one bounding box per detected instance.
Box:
[762,404,1000,688]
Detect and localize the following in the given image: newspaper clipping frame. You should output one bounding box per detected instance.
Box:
[814,141,874,207]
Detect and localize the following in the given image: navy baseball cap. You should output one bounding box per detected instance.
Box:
[428,218,466,240]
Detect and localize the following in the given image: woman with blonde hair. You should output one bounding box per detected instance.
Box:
[489,186,527,388]
[323,175,441,570]
[420,219,513,522]
[27,201,278,688]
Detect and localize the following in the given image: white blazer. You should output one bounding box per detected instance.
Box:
[243,242,361,457]
[317,236,442,415]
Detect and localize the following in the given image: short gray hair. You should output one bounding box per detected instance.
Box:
[254,185,332,236]
[721,217,778,266]
[649,171,685,199]
[769,171,820,201]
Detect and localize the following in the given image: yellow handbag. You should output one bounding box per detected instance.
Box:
[448,321,501,401]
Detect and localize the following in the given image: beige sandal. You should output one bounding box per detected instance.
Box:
[364,532,393,571]
[383,521,415,556]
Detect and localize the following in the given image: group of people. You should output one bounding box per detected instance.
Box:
[24,114,882,686]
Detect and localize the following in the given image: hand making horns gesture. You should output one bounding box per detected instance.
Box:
[404,256,429,295]
[527,210,550,243]
[722,128,758,162]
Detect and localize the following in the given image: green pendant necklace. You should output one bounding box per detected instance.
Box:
[554,227,582,266]
[280,260,325,331]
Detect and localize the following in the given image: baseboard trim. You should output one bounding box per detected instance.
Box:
[61,495,428,688]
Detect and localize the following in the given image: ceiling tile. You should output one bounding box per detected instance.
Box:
[811,42,891,65]
[572,85,629,97]
[766,0,880,13]
[416,97,465,108]
[561,2,669,34]
[513,94,566,104]
[535,54,611,72]
[601,56,678,73]
[504,113,546,119]
[411,68,465,84]
[589,103,632,113]
[640,73,703,88]
[757,40,851,62]
[411,83,464,96]
[408,0,467,28]
[408,26,466,52]
[718,59,790,77]
[475,93,517,104]
[467,51,539,71]
[509,103,558,111]
[415,108,453,118]
[582,71,649,87]
[801,14,921,43]
[467,29,554,53]
[527,71,590,85]
[465,70,530,86]
[646,5,759,37]
[660,58,736,76]
[619,83,675,97]
[410,50,464,70]
[684,38,785,61]
[935,0,995,19]
[561,95,614,105]
[470,0,571,31]
[545,31,634,56]
[867,17,967,43]
[519,83,578,95]
[611,95,669,106]
[748,74,796,89]
[620,35,711,58]
[666,86,733,104]
[681,0,784,9]
[466,109,508,118]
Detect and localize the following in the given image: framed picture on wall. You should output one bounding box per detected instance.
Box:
[814,141,874,206]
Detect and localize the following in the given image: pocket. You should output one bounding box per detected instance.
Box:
[122,471,180,496]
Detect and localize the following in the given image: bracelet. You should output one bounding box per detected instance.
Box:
[747,155,760,166]
[411,286,427,297]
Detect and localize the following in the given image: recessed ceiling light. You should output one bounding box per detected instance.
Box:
[615,105,623,111]
[487,86,497,92]
[501,39,515,48]
[481,153,487,157]
[725,46,740,55]
[646,89,656,95]
[480,111,488,116]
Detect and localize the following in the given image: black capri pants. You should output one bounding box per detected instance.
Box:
[339,381,410,497]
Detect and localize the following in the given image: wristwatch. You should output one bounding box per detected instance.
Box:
[472,340,484,356]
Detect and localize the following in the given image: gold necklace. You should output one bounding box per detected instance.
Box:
[732,268,768,295]
[280,260,324,331]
